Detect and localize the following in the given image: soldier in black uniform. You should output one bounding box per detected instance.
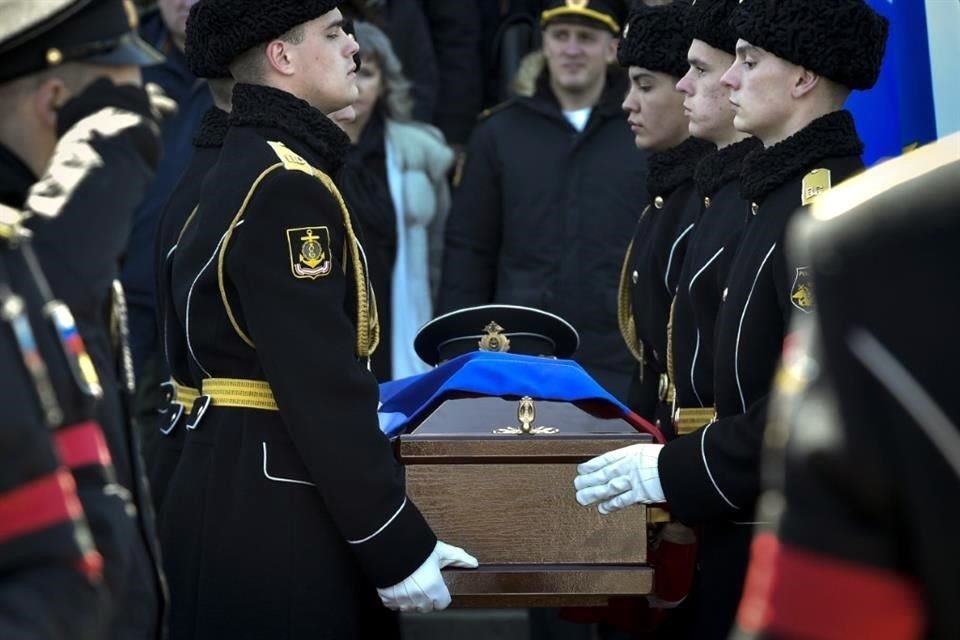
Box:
[735,135,960,640]
[575,1,889,637]
[161,1,475,638]
[0,1,170,638]
[669,0,760,439]
[144,0,234,515]
[1,204,106,640]
[616,1,714,427]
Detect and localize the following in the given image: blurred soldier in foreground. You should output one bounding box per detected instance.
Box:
[0,0,170,637]
[735,135,960,640]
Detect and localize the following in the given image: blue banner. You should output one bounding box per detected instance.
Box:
[848,0,938,166]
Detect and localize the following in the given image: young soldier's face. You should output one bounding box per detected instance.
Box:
[721,39,800,144]
[291,10,360,113]
[542,22,617,96]
[676,39,736,144]
[622,66,689,152]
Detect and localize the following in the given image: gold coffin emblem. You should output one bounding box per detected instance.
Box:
[494,396,560,435]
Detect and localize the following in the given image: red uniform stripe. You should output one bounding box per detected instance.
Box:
[0,469,84,543]
[738,532,925,639]
[54,421,112,469]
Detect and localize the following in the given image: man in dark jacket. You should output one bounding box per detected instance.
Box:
[122,0,215,386]
[161,1,475,637]
[735,133,960,640]
[439,0,645,400]
[0,1,170,638]
[575,0,889,637]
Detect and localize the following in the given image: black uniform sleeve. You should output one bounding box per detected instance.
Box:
[227,169,436,588]
[658,398,768,524]
[437,123,503,313]
[418,0,484,145]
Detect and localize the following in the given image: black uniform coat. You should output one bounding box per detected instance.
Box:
[144,107,228,514]
[671,137,760,412]
[619,136,713,425]
[162,84,436,640]
[1,133,162,639]
[657,111,865,639]
[737,142,960,640]
[439,69,648,399]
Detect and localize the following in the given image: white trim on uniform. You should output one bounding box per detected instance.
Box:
[701,422,740,510]
[735,243,777,413]
[185,222,243,377]
[261,442,316,487]
[687,247,725,406]
[849,328,960,480]
[346,497,408,545]
[665,223,695,295]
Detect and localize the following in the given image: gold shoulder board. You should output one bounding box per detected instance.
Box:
[267,140,316,176]
[801,168,832,206]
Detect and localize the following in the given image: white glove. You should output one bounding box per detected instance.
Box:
[574,443,665,514]
[376,540,478,613]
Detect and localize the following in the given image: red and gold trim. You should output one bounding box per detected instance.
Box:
[54,421,113,469]
[738,533,925,639]
[0,469,84,544]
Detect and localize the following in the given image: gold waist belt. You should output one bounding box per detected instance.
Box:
[673,406,716,436]
[200,378,279,412]
[173,382,200,413]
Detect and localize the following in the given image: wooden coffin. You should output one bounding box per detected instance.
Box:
[397,394,655,607]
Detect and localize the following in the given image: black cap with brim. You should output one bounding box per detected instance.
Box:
[0,0,163,84]
[415,304,580,367]
[541,0,626,36]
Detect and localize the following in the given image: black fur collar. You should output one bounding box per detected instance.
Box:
[193,107,230,149]
[740,110,863,204]
[229,83,350,173]
[647,136,715,201]
[694,137,762,198]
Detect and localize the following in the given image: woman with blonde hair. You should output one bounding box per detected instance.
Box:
[340,21,454,381]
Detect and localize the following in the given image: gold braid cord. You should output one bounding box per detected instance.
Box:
[665,296,677,406]
[313,171,380,360]
[617,238,646,376]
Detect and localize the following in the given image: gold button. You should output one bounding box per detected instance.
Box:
[631,270,639,285]
[751,202,759,216]
[722,287,729,302]
[46,48,63,65]
[704,196,711,208]
[654,196,664,209]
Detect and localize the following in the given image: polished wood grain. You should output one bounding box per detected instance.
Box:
[405,462,647,565]
[444,565,654,607]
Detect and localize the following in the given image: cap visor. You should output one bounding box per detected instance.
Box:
[85,33,163,67]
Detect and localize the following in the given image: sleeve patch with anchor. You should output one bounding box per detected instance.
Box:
[287,226,332,279]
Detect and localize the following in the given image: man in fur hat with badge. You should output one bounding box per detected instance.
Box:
[160,1,476,638]
[574,0,889,636]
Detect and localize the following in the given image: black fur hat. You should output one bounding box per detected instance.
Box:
[687,0,739,55]
[617,1,692,78]
[733,0,889,90]
[184,1,229,79]
[188,0,341,74]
